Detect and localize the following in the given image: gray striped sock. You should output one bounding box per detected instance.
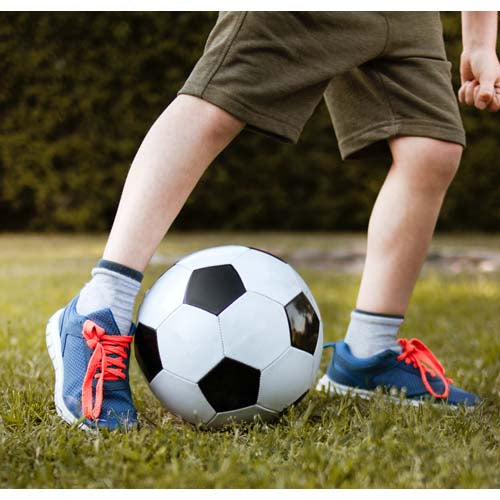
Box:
[344,309,403,358]
[76,264,142,335]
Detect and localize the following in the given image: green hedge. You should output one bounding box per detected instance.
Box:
[0,12,499,231]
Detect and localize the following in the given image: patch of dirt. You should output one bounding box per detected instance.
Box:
[151,246,500,274]
[286,247,500,273]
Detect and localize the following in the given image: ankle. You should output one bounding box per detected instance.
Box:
[344,309,403,358]
[76,259,143,335]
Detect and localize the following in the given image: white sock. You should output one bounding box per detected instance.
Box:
[76,259,143,335]
[344,309,403,358]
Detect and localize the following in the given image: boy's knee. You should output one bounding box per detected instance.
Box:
[390,137,462,193]
[421,141,462,189]
[175,94,244,143]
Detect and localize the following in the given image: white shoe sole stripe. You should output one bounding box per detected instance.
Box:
[315,374,461,410]
[45,309,92,431]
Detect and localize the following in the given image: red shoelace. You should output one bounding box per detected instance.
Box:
[81,320,133,420]
[397,338,453,399]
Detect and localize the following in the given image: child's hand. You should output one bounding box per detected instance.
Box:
[458,49,500,112]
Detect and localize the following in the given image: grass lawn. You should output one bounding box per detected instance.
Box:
[1,233,499,488]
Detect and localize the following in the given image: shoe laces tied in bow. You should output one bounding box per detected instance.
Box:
[81,320,133,420]
[396,338,453,399]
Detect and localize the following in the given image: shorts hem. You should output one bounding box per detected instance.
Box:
[178,83,301,144]
[339,120,466,160]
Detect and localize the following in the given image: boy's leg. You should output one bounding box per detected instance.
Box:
[321,13,467,359]
[317,139,479,406]
[47,95,244,429]
[102,95,244,272]
[356,136,461,315]
[345,137,462,357]
[78,95,243,336]
[319,14,479,405]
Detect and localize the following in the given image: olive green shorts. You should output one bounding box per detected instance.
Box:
[179,12,465,160]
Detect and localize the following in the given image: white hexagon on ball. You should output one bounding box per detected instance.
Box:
[258,347,314,412]
[178,245,250,271]
[137,264,192,329]
[233,248,302,305]
[311,322,324,385]
[218,292,291,370]
[207,404,278,428]
[150,370,216,424]
[156,304,224,383]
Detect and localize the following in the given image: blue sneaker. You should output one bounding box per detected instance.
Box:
[316,338,481,408]
[45,296,137,430]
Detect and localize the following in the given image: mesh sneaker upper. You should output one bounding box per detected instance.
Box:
[326,340,481,406]
[59,296,137,429]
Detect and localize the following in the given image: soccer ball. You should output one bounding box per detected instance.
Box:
[134,245,323,427]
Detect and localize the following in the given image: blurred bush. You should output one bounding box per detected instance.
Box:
[0,12,499,231]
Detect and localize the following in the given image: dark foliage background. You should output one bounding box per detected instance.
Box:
[0,12,499,232]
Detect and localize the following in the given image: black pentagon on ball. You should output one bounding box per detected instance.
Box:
[134,323,162,382]
[285,292,320,354]
[198,358,260,412]
[184,264,246,315]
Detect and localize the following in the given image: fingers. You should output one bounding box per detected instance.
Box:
[473,83,500,112]
[459,79,500,112]
[465,80,479,106]
[458,49,500,110]
[458,79,477,105]
[458,83,466,104]
[475,78,495,110]
[486,89,500,112]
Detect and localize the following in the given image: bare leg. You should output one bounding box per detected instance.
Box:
[102,95,244,272]
[49,96,243,428]
[356,137,463,315]
[325,136,479,403]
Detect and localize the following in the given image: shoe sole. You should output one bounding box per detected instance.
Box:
[315,374,464,410]
[45,309,92,431]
